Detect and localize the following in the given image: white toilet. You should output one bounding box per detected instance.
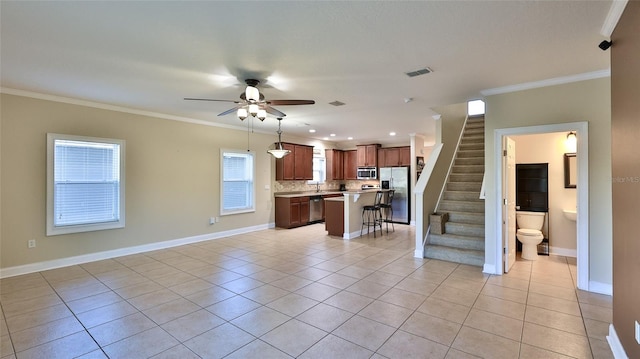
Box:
[516,211,546,261]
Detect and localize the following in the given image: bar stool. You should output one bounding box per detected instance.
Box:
[361,191,384,237]
[379,190,395,233]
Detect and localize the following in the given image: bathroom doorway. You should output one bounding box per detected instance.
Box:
[495,122,589,290]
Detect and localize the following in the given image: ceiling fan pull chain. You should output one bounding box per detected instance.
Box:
[247,118,251,152]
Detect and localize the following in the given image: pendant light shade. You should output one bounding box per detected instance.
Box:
[245,86,260,103]
[268,118,291,158]
[268,146,291,159]
[249,104,259,117]
[566,132,577,153]
[237,108,248,120]
[257,109,267,121]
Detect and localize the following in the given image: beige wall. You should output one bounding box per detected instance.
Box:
[484,77,612,286]
[611,1,640,356]
[1,93,281,270]
[511,132,577,254]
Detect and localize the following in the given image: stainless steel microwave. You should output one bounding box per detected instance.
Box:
[357,167,377,180]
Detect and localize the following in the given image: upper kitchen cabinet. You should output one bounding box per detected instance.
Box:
[343,150,357,180]
[275,143,313,180]
[379,146,411,167]
[356,144,380,167]
[325,149,344,180]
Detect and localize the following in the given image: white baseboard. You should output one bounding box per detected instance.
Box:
[414,248,424,258]
[0,223,273,279]
[483,263,497,275]
[549,246,577,257]
[589,281,613,296]
[607,324,629,359]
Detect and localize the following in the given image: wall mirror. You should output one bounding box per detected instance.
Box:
[564,153,577,188]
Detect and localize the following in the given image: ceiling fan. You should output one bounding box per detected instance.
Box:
[184,79,315,121]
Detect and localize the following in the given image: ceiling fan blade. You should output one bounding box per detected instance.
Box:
[184,98,239,103]
[218,106,242,116]
[265,106,286,118]
[267,99,315,106]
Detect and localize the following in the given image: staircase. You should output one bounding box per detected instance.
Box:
[424,116,485,266]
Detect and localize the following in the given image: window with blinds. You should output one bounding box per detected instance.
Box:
[309,156,326,184]
[221,150,255,215]
[47,134,125,235]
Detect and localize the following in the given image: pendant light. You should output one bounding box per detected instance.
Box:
[268,118,291,159]
[566,132,577,153]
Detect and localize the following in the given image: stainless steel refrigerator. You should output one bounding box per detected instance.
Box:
[379,167,410,224]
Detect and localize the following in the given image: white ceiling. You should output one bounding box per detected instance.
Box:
[0,1,612,147]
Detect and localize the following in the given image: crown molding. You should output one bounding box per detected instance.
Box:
[480,69,611,97]
[0,87,273,135]
[601,0,629,38]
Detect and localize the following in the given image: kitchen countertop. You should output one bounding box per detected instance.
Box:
[273,191,345,198]
[274,189,387,198]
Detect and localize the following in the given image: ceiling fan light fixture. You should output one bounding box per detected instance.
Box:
[237,107,248,120]
[257,109,267,121]
[249,104,259,117]
[245,86,260,103]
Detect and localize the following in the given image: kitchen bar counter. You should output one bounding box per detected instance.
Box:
[322,189,391,239]
[274,189,390,237]
[274,189,384,198]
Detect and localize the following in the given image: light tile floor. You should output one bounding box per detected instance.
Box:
[0,224,614,358]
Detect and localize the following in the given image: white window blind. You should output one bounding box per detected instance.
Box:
[47,134,125,235]
[221,150,255,214]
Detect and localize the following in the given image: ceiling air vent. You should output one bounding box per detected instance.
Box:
[329,100,345,106]
[405,67,433,78]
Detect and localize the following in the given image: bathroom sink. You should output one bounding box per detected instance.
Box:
[563,209,577,221]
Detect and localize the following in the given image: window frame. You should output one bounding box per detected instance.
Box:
[308,155,326,184]
[220,149,256,216]
[46,133,126,236]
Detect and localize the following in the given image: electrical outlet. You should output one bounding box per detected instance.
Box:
[28,239,36,248]
[209,217,215,225]
[635,320,639,345]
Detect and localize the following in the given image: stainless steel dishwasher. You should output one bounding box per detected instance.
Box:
[309,195,324,223]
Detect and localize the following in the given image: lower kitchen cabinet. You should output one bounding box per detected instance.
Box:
[275,196,310,228]
[324,199,344,237]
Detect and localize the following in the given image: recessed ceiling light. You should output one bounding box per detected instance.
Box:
[323,137,329,140]
[309,129,316,133]
[330,134,336,137]
[347,137,353,140]
[389,132,396,136]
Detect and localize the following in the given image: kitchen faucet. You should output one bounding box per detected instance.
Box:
[316,182,320,192]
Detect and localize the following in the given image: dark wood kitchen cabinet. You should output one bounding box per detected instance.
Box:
[379,146,411,167]
[325,149,344,180]
[275,196,310,228]
[356,144,379,167]
[343,150,357,180]
[275,143,313,180]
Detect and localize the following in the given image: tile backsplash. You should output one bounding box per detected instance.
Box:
[274,180,380,193]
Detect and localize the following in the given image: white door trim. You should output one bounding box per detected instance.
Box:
[493,122,589,290]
